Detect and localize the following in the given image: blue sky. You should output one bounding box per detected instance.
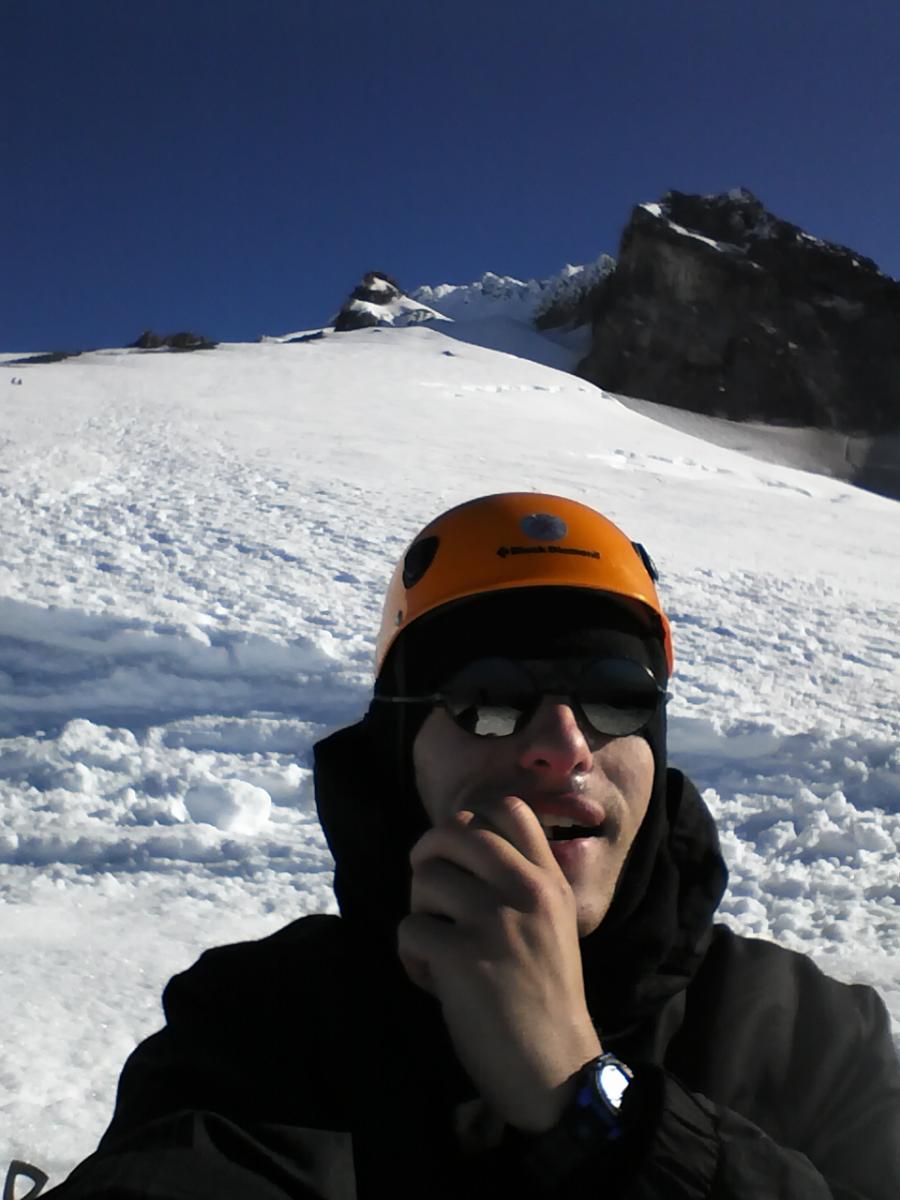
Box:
[3,0,899,352]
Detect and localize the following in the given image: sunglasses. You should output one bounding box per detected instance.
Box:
[377,656,666,739]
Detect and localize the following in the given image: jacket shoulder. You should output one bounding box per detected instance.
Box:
[698,923,894,1035]
[164,912,350,1015]
[104,914,354,1144]
[706,923,890,1008]
[677,923,899,1141]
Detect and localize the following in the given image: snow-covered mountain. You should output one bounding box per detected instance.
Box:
[314,255,614,335]
[332,271,450,331]
[412,254,614,325]
[1,321,898,1183]
[289,250,892,495]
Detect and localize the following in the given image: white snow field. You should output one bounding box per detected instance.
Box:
[1,322,899,1184]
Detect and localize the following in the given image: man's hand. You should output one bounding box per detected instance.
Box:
[397,795,602,1132]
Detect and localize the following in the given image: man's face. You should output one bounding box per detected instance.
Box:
[412,672,655,938]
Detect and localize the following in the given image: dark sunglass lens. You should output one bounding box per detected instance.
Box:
[578,659,661,736]
[442,658,536,738]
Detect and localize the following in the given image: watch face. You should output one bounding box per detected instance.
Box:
[597,1062,631,1111]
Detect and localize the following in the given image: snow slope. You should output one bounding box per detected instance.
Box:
[1,327,898,1183]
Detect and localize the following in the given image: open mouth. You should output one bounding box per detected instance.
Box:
[536,813,605,841]
[545,824,606,841]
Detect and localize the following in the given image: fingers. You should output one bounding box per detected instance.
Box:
[410,855,494,923]
[397,911,456,994]
[410,805,567,915]
[413,795,557,874]
[468,794,558,870]
[410,821,532,907]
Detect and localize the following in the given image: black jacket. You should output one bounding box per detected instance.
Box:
[47,722,900,1198]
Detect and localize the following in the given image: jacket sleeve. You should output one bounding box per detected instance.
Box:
[537,982,900,1198]
[626,1044,900,1199]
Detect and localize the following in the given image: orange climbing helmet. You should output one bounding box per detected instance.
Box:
[375,493,673,676]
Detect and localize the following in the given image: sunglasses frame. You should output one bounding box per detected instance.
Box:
[375,656,667,739]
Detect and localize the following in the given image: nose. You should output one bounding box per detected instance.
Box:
[517,698,594,776]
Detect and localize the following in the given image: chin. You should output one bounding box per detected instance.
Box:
[575,895,613,939]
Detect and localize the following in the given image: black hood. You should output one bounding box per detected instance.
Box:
[313,718,727,1036]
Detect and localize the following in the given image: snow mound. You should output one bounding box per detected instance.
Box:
[183,778,272,835]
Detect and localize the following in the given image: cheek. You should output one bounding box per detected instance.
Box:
[605,736,655,826]
[411,722,441,824]
[412,712,468,825]
[412,713,500,825]
[632,735,655,794]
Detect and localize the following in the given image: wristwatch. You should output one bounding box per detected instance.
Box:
[568,1052,634,1142]
[514,1053,636,1188]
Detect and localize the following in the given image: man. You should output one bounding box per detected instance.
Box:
[46,493,900,1198]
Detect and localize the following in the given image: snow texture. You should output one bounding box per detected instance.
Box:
[1,318,898,1185]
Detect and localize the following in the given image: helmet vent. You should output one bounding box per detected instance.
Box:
[403,536,440,589]
[521,513,567,541]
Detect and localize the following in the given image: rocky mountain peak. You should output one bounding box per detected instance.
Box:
[333,271,446,331]
[655,187,776,246]
[578,189,900,441]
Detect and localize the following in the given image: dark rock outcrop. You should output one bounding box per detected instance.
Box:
[577,189,900,438]
[132,330,166,349]
[334,306,380,332]
[349,271,403,305]
[333,272,444,331]
[334,272,405,331]
[286,331,326,344]
[167,331,217,352]
[6,350,82,365]
[130,330,218,351]
[534,258,616,331]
